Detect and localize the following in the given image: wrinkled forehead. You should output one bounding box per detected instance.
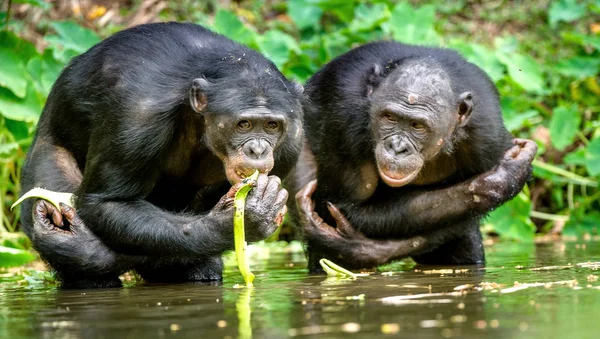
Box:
[208,76,301,116]
[375,58,455,110]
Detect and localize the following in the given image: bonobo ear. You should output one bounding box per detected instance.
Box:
[190,77,210,113]
[366,63,383,97]
[457,91,473,127]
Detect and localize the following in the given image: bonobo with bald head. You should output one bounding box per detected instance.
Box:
[18,22,303,288]
[294,41,537,271]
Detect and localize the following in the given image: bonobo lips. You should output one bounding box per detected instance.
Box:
[225,165,273,185]
[377,166,419,187]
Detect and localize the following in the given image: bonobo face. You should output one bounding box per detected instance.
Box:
[369,58,473,187]
[190,76,303,185]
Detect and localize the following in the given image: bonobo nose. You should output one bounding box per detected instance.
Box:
[386,136,412,156]
[243,140,269,160]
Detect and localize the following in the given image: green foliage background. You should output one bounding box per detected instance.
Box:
[1,0,599,266]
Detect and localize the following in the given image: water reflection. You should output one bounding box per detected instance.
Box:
[1,241,599,338]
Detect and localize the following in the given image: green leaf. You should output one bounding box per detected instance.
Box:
[549,104,581,151]
[384,2,440,45]
[496,52,546,94]
[0,245,36,268]
[584,138,600,176]
[548,0,586,29]
[213,10,256,46]
[287,0,323,30]
[5,118,31,141]
[502,110,539,132]
[484,193,536,242]
[0,47,29,98]
[45,21,100,63]
[349,3,390,32]
[562,32,600,51]
[564,147,586,166]
[0,31,38,61]
[315,0,357,22]
[256,30,300,69]
[0,84,44,122]
[26,49,65,97]
[451,41,505,82]
[0,142,19,158]
[555,57,600,79]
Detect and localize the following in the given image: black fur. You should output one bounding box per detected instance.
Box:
[19,22,303,287]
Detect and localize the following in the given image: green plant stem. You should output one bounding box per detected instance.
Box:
[4,0,11,31]
[567,182,574,210]
[533,160,598,187]
[530,211,570,222]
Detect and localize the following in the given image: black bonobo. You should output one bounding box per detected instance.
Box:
[294,41,537,271]
[18,22,304,288]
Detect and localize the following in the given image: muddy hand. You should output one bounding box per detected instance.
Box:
[469,138,537,210]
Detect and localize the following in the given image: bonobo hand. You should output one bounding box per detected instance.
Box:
[469,138,537,211]
[32,199,118,271]
[296,180,436,269]
[215,174,288,242]
[296,180,368,243]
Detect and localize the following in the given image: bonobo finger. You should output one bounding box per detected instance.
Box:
[252,174,269,198]
[275,205,287,226]
[503,144,521,160]
[60,203,84,229]
[263,176,282,201]
[295,179,317,212]
[513,139,538,162]
[33,200,61,229]
[274,187,289,209]
[326,202,356,236]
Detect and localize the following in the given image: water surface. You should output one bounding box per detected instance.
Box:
[1,242,599,338]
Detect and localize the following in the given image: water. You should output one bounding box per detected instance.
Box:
[1,242,600,338]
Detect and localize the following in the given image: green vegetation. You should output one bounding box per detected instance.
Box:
[1,0,599,268]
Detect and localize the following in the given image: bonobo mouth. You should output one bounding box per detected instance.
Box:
[377,167,420,187]
[225,165,273,185]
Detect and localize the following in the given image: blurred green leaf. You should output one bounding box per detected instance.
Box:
[585,137,600,176]
[4,118,30,141]
[497,52,546,94]
[549,104,581,151]
[503,110,539,132]
[451,42,505,82]
[0,84,44,122]
[548,0,586,28]
[0,47,29,98]
[45,21,100,63]
[564,209,600,236]
[288,0,323,30]
[213,10,256,46]
[555,57,600,79]
[349,3,390,32]
[562,32,600,51]
[257,30,300,69]
[485,193,536,242]
[315,0,357,22]
[564,147,587,166]
[385,2,440,45]
[0,245,36,268]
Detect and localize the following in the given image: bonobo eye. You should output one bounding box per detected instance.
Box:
[411,122,426,131]
[265,121,279,131]
[382,113,397,123]
[238,120,252,131]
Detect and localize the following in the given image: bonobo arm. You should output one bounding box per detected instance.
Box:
[76,125,286,257]
[296,181,458,269]
[333,139,536,239]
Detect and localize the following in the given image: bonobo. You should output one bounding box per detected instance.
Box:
[18,22,304,288]
[294,41,537,271]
